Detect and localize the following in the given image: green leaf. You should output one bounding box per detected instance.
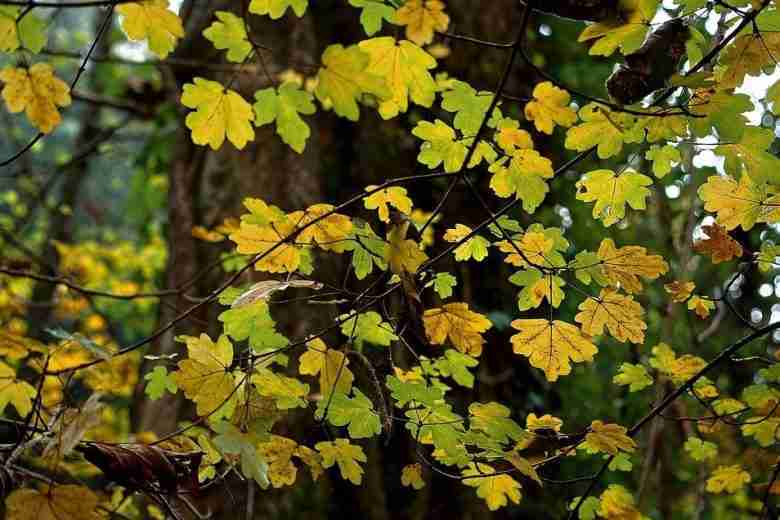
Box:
[249,0,308,19]
[348,0,396,36]
[570,250,609,286]
[645,145,680,178]
[759,363,780,382]
[0,7,46,53]
[315,389,382,438]
[575,169,652,227]
[386,375,444,408]
[344,221,388,279]
[608,453,633,472]
[339,311,397,348]
[427,272,457,299]
[251,367,310,409]
[509,269,565,311]
[468,402,523,443]
[143,366,178,400]
[203,11,252,63]
[440,80,497,135]
[684,437,717,461]
[218,301,288,354]
[488,150,554,213]
[612,363,653,392]
[212,421,270,488]
[434,349,478,388]
[690,91,752,142]
[253,82,316,153]
[569,496,600,520]
[412,119,468,173]
[714,126,780,185]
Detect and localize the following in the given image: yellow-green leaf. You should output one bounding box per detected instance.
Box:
[181,77,255,150]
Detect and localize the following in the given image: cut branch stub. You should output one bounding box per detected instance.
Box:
[606,19,690,105]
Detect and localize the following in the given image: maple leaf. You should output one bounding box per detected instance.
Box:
[706,465,751,494]
[570,250,609,286]
[577,0,659,56]
[462,463,522,511]
[645,144,680,178]
[249,0,308,19]
[386,223,428,274]
[5,484,102,520]
[494,118,534,153]
[715,126,780,186]
[742,417,780,447]
[689,89,752,141]
[395,0,449,46]
[694,223,743,264]
[363,186,413,223]
[698,174,780,231]
[315,388,382,438]
[564,103,640,159]
[684,437,717,461]
[524,81,577,135]
[468,402,524,444]
[299,337,354,395]
[758,241,780,273]
[497,225,568,269]
[229,219,302,273]
[344,221,388,279]
[339,310,397,348]
[256,435,299,487]
[489,149,555,213]
[401,463,425,489]
[575,289,646,344]
[288,203,353,252]
[349,0,397,36]
[583,420,636,455]
[0,63,71,133]
[212,421,270,488]
[575,169,652,227]
[181,77,255,150]
[358,37,437,119]
[427,271,457,299]
[0,7,45,53]
[116,0,184,59]
[314,44,390,121]
[664,280,694,303]
[218,300,288,353]
[687,295,714,319]
[509,269,566,311]
[440,79,496,135]
[720,32,780,90]
[252,367,310,409]
[253,82,316,153]
[423,303,492,356]
[526,413,563,432]
[613,363,653,392]
[0,360,36,417]
[412,119,468,172]
[315,438,367,484]
[173,334,236,418]
[598,485,641,520]
[143,366,178,400]
[597,238,668,294]
[443,224,490,262]
[203,11,252,63]
[510,319,598,382]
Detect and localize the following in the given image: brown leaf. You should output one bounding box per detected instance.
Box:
[694,223,743,263]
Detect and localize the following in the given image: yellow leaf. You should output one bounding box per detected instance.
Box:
[423,302,492,356]
[181,77,254,150]
[564,103,640,159]
[462,462,522,511]
[5,484,102,520]
[597,238,668,294]
[706,465,751,494]
[364,186,413,223]
[0,63,71,133]
[488,149,555,213]
[497,231,552,268]
[173,334,235,417]
[495,125,534,153]
[0,360,36,417]
[687,295,714,319]
[693,223,743,263]
[116,0,184,58]
[720,33,780,89]
[229,218,301,273]
[289,203,352,252]
[358,37,437,119]
[664,281,694,303]
[395,0,450,46]
[314,44,390,121]
[386,223,427,275]
[249,0,308,19]
[526,413,563,432]
[401,463,425,489]
[584,420,636,455]
[256,435,300,488]
[251,367,309,409]
[443,224,490,262]
[598,484,642,520]
[524,81,577,135]
[298,337,354,395]
[575,169,652,227]
[315,438,367,484]
[698,174,780,231]
[577,0,658,56]
[510,319,597,382]
[575,289,646,344]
